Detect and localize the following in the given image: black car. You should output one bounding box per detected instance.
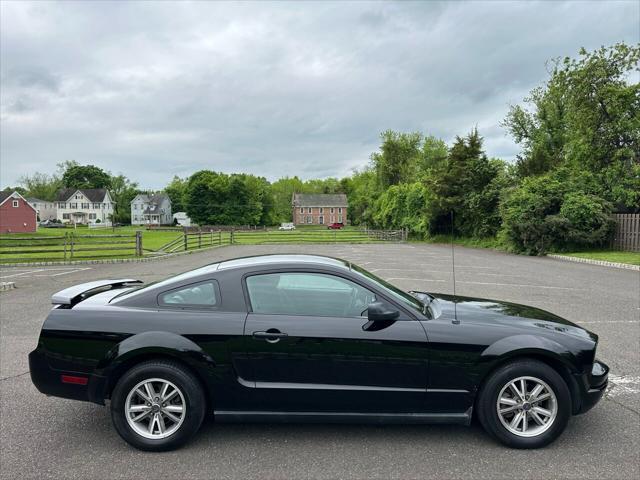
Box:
[29,254,608,451]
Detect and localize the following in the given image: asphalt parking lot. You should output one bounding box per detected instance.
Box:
[1,243,638,480]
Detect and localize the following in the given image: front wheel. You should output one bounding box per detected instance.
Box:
[477,359,571,448]
[110,360,206,451]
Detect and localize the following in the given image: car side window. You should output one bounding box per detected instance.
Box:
[246,272,378,317]
[159,281,219,308]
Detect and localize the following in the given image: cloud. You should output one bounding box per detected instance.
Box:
[1,0,638,189]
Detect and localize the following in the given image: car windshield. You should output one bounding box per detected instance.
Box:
[350,263,424,313]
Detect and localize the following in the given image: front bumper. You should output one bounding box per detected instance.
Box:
[573,359,609,414]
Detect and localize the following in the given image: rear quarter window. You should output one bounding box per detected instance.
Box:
[158,280,220,309]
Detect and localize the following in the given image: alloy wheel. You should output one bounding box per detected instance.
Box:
[124,378,186,439]
[496,376,558,437]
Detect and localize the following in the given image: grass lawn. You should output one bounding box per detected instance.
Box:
[558,250,640,265]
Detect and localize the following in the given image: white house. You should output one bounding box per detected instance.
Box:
[173,211,191,227]
[26,197,57,222]
[55,188,115,224]
[130,193,172,225]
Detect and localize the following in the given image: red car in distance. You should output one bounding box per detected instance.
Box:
[327,223,344,230]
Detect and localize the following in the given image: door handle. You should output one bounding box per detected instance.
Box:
[253,330,288,343]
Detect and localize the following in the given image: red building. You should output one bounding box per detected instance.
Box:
[0,191,38,233]
[292,193,348,225]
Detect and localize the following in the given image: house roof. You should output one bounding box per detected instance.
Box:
[292,193,348,207]
[26,197,49,204]
[132,193,171,215]
[56,188,110,202]
[0,191,37,212]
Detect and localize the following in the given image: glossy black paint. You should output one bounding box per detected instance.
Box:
[29,254,607,424]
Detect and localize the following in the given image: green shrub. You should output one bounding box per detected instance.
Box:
[500,169,614,254]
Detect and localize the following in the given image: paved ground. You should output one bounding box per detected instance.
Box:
[1,243,639,480]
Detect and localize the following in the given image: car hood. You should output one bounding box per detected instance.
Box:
[429,293,598,343]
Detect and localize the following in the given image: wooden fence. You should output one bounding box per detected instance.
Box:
[159,228,406,253]
[611,214,640,252]
[0,232,142,263]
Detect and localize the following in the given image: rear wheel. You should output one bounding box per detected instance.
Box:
[477,359,571,448]
[110,360,206,451]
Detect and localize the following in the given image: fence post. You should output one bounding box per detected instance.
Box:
[183,231,188,251]
[135,231,142,257]
[198,229,202,249]
[70,233,75,260]
[218,230,222,245]
[63,232,68,261]
[230,229,235,244]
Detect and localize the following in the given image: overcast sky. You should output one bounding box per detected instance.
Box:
[1,1,638,189]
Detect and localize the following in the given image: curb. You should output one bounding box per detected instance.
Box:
[0,282,16,291]
[547,254,640,271]
[0,244,231,268]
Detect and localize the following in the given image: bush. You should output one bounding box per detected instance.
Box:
[500,169,614,254]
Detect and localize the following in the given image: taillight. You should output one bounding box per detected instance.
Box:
[61,375,88,385]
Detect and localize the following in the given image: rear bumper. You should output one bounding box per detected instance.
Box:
[29,349,107,405]
[573,359,609,415]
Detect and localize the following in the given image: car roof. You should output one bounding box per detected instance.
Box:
[217,254,350,271]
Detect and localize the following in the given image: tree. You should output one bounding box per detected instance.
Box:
[62,164,112,190]
[503,43,640,210]
[110,174,139,224]
[427,129,507,237]
[17,172,61,200]
[183,170,272,226]
[165,176,188,212]
[371,131,423,187]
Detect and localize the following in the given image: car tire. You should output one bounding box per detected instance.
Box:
[477,358,571,449]
[110,360,206,451]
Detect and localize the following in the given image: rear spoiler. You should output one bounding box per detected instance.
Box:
[51,279,143,306]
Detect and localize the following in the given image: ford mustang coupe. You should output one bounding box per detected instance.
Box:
[29,254,608,451]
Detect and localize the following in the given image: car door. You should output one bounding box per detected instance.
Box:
[241,270,429,413]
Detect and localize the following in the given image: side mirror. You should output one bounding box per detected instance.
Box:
[367,301,400,322]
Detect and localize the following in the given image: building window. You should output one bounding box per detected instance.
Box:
[63,213,70,220]
[307,207,312,214]
[338,214,343,223]
[299,207,303,214]
[89,213,96,220]
[318,216,324,224]
[338,207,342,213]
[319,207,323,213]
[82,203,89,209]
[331,216,335,223]
[306,215,312,224]
[12,200,18,207]
[330,208,334,214]
[58,203,66,209]
[70,203,77,209]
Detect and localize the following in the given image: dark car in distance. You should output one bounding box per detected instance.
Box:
[327,222,344,229]
[29,254,608,451]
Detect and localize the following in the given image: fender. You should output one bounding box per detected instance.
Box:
[90,331,216,402]
[478,334,578,378]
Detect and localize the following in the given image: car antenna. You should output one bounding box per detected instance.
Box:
[451,210,459,324]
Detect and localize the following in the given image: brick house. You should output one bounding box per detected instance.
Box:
[0,191,38,233]
[292,193,348,225]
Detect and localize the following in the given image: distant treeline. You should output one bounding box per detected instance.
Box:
[8,44,638,254]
